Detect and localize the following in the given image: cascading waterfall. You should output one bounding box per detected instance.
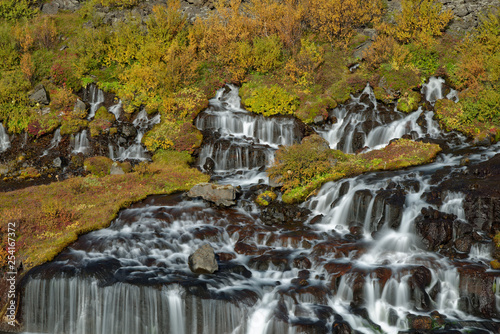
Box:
[195,85,302,173]
[0,122,10,153]
[71,130,90,154]
[41,128,62,156]
[22,80,500,334]
[109,100,123,121]
[86,84,105,120]
[117,109,160,161]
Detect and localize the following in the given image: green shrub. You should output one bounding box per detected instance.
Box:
[0,0,36,21]
[241,84,300,116]
[252,34,283,74]
[84,156,114,177]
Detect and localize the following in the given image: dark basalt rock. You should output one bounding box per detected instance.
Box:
[260,201,312,227]
[202,157,215,174]
[456,263,499,319]
[415,207,455,252]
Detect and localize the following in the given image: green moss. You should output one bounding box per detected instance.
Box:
[295,95,337,124]
[60,118,88,135]
[256,191,277,206]
[241,83,300,116]
[270,138,441,204]
[84,156,114,177]
[89,106,114,137]
[397,91,421,113]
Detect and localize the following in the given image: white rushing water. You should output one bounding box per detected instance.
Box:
[117,109,160,161]
[0,122,10,153]
[87,85,105,120]
[22,81,500,334]
[41,128,62,157]
[71,130,90,154]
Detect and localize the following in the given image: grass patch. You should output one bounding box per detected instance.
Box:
[269,137,441,203]
[0,150,208,271]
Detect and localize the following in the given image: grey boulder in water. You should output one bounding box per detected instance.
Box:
[188,244,218,274]
[187,182,237,206]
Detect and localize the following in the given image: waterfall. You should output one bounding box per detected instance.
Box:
[41,128,62,156]
[71,130,90,154]
[87,85,105,120]
[0,122,10,153]
[195,85,302,174]
[22,82,500,334]
[422,76,445,103]
[117,110,160,161]
[109,100,122,121]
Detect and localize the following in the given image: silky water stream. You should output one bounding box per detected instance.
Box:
[22,81,500,333]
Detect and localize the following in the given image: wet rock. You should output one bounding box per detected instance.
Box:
[415,207,456,252]
[110,162,125,175]
[407,314,432,330]
[260,201,311,226]
[53,157,62,168]
[369,187,406,231]
[332,320,353,334]
[187,183,237,206]
[202,157,215,174]
[388,308,399,326]
[188,244,218,274]
[457,264,499,319]
[121,124,137,138]
[29,84,50,105]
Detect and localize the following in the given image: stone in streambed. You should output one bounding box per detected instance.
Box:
[187,182,237,206]
[188,244,218,274]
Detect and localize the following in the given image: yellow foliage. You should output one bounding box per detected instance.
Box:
[307,0,384,47]
[285,37,324,86]
[245,0,304,49]
[390,0,453,45]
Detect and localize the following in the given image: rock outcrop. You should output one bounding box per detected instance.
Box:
[188,244,219,274]
[187,183,237,206]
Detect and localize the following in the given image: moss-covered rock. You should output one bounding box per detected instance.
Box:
[84,156,114,177]
[89,106,114,137]
[60,118,88,135]
[397,91,421,113]
[296,95,337,124]
[256,190,277,206]
[270,138,441,204]
[143,121,203,154]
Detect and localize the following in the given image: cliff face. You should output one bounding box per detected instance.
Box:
[439,0,499,32]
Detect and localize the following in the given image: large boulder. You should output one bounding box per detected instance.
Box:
[29,84,50,105]
[187,183,237,206]
[188,244,218,274]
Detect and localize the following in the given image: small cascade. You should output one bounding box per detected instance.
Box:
[0,122,10,153]
[439,191,466,221]
[71,130,90,154]
[41,128,62,156]
[422,76,445,103]
[86,84,105,120]
[117,110,160,161]
[195,85,303,173]
[108,100,122,121]
[211,83,245,111]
